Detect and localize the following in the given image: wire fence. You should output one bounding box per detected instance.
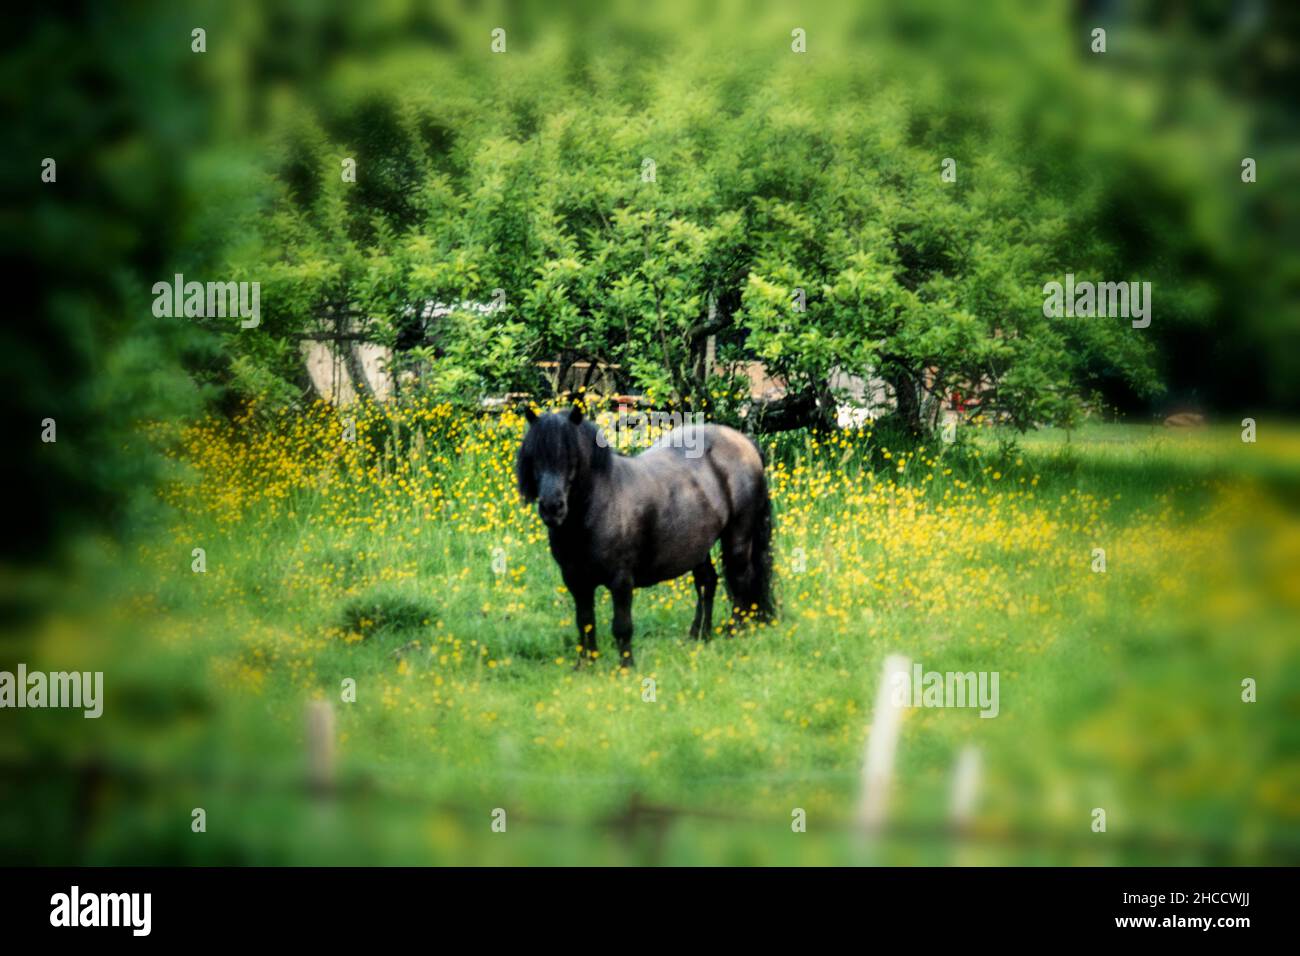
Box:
[6,658,1296,865]
[3,752,1288,864]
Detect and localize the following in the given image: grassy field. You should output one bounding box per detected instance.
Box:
[3,406,1299,865]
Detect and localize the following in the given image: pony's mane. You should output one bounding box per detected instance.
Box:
[515,413,611,501]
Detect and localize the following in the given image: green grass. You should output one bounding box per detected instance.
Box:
[3,415,1298,865]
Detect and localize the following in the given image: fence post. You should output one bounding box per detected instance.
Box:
[949,745,981,829]
[949,745,982,865]
[857,654,911,836]
[306,700,336,795]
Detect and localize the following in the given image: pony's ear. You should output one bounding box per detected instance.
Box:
[568,405,584,425]
[523,406,538,425]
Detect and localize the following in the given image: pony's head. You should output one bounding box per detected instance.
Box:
[515,405,611,528]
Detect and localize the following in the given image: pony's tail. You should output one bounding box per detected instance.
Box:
[723,440,777,625]
[748,472,777,623]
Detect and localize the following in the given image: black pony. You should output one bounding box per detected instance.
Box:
[515,406,775,668]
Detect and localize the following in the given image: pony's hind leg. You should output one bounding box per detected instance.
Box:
[721,524,756,630]
[689,559,718,640]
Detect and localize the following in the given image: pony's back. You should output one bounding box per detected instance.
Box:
[638,424,774,620]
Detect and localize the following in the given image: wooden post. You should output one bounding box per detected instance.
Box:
[949,745,981,830]
[857,654,911,833]
[949,745,981,866]
[306,700,336,795]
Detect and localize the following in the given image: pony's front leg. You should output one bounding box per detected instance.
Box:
[570,583,598,668]
[610,576,635,669]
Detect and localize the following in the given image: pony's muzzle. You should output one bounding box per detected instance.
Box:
[538,497,567,527]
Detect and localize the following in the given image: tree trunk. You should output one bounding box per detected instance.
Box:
[887,370,924,433]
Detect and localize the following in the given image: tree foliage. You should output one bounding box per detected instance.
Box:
[225,0,1289,433]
